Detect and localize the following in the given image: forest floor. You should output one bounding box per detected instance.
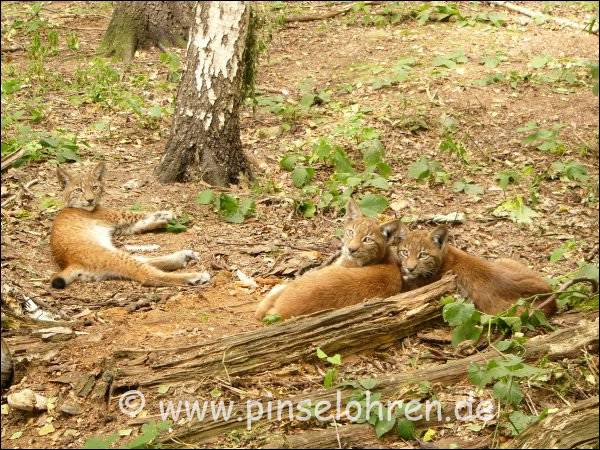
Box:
[1,1,599,448]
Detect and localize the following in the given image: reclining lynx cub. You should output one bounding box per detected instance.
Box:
[255,199,403,320]
[50,162,210,288]
[396,225,556,315]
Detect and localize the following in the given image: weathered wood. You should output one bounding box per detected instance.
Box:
[504,396,599,449]
[151,318,598,445]
[266,424,382,449]
[490,1,599,34]
[112,275,456,389]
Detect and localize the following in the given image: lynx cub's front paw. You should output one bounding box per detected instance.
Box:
[186,271,211,285]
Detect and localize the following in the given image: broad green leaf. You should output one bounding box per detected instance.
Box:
[326,353,342,365]
[291,166,315,188]
[493,379,523,405]
[506,410,538,436]
[323,368,337,388]
[279,154,299,171]
[358,194,389,217]
[396,418,416,440]
[375,415,396,438]
[442,301,475,327]
[370,176,389,190]
[83,434,119,449]
[359,378,379,390]
[195,190,215,205]
[528,55,551,69]
[316,347,328,359]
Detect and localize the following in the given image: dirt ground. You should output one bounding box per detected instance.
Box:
[1,1,599,448]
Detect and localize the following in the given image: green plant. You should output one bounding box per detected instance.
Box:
[453,180,483,196]
[441,296,552,348]
[517,121,565,154]
[432,49,468,70]
[316,347,342,388]
[416,3,463,25]
[165,214,190,233]
[496,169,520,190]
[340,377,417,439]
[549,240,578,263]
[159,51,182,83]
[408,157,447,184]
[1,126,83,166]
[548,161,588,182]
[67,32,80,51]
[493,196,538,225]
[262,313,282,325]
[83,420,171,449]
[468,355,546,405]
[195,190,256,223]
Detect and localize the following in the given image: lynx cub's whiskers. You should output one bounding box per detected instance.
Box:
[255,199,403,320]
[50,162,210,288]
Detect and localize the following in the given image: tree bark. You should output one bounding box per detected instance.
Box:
[112,276,456,390]
[504,396,599,449]
[100,1,195,61]
[147,318,598,445]
[155,1,252,185]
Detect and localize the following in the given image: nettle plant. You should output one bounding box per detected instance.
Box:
[195,190,256,224]
[441,295,559,436]
[279,108,392,218]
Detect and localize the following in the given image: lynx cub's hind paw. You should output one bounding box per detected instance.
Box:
[186,271,211,285]
[177,250,199,266]
[154,210,175,223]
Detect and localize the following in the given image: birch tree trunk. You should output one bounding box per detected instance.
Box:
[156,1,252,185]
[100,1,195,61]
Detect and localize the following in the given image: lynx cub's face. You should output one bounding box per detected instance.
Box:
[397,225,448,282]
[340,199,400,266]
[57,162,105,211]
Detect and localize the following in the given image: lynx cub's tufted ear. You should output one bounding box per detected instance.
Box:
[344,198,363,221]
[91,161,106,181]
[396,224,410,242]
[380,219,402,243]
[56,166,73,189]
[430,225,449,249]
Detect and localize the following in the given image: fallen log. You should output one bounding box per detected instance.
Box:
[504,395,599,449]
[149,319,598,445]
[112,275,456,390]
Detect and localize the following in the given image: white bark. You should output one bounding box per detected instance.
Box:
[191,1,247,130]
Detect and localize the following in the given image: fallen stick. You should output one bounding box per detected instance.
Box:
[489,1,599,34]
[283,1,385,23]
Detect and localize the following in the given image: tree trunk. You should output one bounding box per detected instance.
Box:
[111,276,456,390]
[100,1,195,61]
[155,1,253,185]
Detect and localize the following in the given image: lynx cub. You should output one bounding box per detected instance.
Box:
[396,225,555,315]
[50,162,210,288]
[254,199,403,320]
